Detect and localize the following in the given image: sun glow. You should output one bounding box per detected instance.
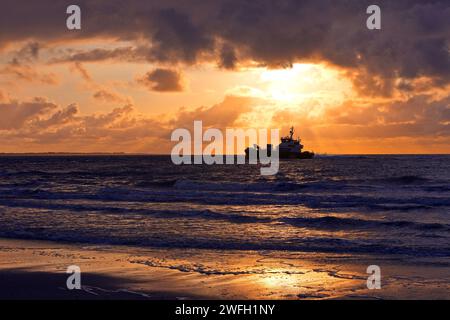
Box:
[259,63,353,105]
[231,63,355,128]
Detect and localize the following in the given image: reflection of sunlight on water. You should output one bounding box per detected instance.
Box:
[259,273,297,289]
[253,263,361,299]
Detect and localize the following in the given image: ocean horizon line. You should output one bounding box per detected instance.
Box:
[0,152,449,156]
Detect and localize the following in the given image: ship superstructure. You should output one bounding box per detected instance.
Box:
[245,126,314,159]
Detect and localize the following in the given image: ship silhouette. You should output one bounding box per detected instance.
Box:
[245,127,314,160]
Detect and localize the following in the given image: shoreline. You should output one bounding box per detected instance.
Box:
[0,238,448,300]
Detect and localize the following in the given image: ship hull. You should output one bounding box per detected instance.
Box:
[279,151,314,159]
[244,149,314,160]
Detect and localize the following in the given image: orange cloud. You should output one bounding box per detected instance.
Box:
[137,68,184,92]
[70,62,92,82]
[0,94,259,153]
[0,97,57,130]
[92,88,127,103]
[171,95,257,128]
[0,59,59,85]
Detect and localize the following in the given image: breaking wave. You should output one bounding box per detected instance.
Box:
[1,155,449,259]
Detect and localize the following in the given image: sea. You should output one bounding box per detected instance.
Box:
[0,155,449,259]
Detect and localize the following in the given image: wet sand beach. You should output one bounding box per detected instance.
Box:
[0,238,448,300]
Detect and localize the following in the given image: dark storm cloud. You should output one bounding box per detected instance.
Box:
[218,44,238,69]
[138,68,184,92]
[1,0,449,93]
[51,47,145,63]
[149,8,214,63]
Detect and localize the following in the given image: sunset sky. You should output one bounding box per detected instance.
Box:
[0,0,449,154]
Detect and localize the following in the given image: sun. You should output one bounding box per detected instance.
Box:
[228,63,355,129]
[259,63,353,105]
